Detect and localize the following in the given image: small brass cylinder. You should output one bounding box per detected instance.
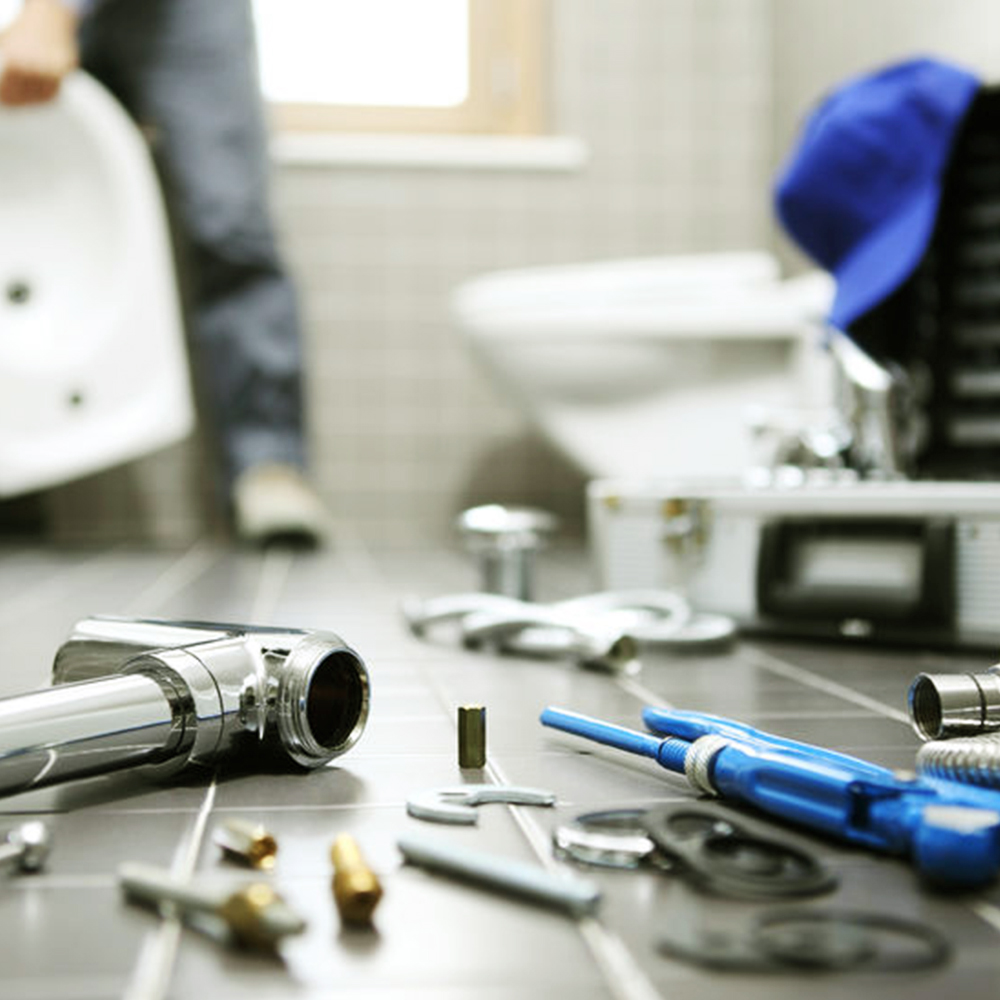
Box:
[213,818,278,870]
[458,705,486,768]
[331,834,383,926]
[218,883,307,951]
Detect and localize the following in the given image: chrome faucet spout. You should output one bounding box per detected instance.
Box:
[0,616,370,798]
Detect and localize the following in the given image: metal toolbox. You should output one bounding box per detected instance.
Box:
[588,477,1000,648]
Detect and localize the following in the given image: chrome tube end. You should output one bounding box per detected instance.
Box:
[274,632,370,768]
[908,669,1000,740]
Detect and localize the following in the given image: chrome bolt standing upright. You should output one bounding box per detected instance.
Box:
[457,505,558,601]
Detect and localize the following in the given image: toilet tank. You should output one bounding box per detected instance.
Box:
[0,72,194,497]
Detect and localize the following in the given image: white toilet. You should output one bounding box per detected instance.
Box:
[452,252,836,481]
[0,71,194,497]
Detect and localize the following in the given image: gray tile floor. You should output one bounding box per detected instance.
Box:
[0,536,999,999]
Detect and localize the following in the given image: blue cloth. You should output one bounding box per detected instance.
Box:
[775,57,981,331]
[78,0,307,488]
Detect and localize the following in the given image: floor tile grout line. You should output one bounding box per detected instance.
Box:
[0,542,130,626]
[122,539,221,617]
[622,641,1000,945]
[122,779,218,1000]
[120,539,294,1000]
[742,643,912,724]
[490,746,665,1000]
[250,546,297,623]
[325,523,386,590]
[972,901,1000,940]
[412,655,666,1000]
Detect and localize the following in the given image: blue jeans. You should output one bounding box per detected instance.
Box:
[79,0,307,489]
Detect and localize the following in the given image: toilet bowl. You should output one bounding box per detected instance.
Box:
[0,71,194,497]
[452,252,836,481]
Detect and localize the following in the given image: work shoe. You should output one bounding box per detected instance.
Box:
[231,463,330,547]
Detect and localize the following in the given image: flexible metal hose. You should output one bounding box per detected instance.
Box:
[916,734,1000,788]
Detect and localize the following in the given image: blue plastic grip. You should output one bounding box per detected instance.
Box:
[642,706,895,781]
[540,707,688,775]
[541,704,1000,887]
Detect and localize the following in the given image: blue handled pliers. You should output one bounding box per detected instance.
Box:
[540,704,1000,889]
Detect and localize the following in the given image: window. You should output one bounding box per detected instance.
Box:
[251,0,545,135]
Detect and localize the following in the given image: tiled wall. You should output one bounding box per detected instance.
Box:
[45,0,776,547]
[46,1,1000,547]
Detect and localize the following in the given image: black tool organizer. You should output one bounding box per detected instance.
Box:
[850,87,1000,478]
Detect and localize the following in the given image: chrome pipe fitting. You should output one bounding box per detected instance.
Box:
[0,616,370,797]
[456,504,558,601]
[907,666,1000,740]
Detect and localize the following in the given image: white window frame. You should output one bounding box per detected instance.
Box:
[259,0,546,136]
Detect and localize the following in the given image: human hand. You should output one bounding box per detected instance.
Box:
[0,0,79,106]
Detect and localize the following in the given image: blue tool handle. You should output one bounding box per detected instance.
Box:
[697,729,1000,887]
[707,741,904,850]
[541,705,891,841]
[540,707,688,773]
[644,706,1000,813]
[542,706,1000,887]
[642,706,894,782]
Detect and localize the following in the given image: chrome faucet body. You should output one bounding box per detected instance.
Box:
[0,616,370,797]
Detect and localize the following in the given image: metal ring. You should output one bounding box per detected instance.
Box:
[552,809,662,870]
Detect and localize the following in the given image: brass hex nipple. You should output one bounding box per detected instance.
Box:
[118,861,306,952]
[217,882,307,951]
[331,834,383,927]
[214,818,278,870]
[458,705,486,768]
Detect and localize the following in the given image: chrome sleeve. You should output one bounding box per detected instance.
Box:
[273,631,370,767]
[0,673,180,795]
[52,617,244,684]
[908,669,1000,740]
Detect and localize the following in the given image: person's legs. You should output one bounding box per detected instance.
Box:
[79,0,327,543]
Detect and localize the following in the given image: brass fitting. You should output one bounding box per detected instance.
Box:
[217,883,307,951]
[458,705,487,768]
[331,834,383,926]
[214,818,278,871]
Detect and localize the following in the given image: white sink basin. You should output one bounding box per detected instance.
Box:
[0,71,194,496]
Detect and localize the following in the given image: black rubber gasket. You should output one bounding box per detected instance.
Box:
[642,805,836,899]
[657,908,952,973]
[753,908,952,973]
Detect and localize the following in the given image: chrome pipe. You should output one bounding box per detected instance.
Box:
[0,616,370,798]
[908,666,1000,740]
[456,505,558,601]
